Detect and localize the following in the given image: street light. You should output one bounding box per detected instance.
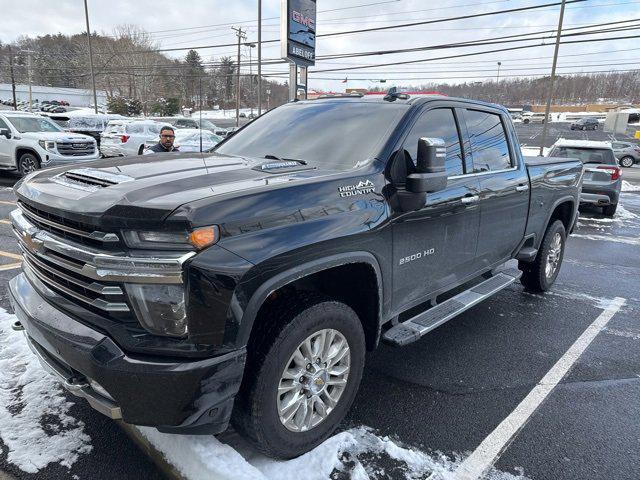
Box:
[497,62,502,82]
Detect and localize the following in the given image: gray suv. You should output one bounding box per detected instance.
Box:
[612,141,640,168]
[548,139,621,217]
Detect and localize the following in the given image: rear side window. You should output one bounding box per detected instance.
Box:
[402,108,464,176]
[549,147,616,165]
[465,110,512,172]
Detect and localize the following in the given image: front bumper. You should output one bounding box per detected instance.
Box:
[41,151,100,167]
[8,273,246,434]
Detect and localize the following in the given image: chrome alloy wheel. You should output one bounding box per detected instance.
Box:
[277,329,350,432]
[20,157,38,175]
[545,232,563,279]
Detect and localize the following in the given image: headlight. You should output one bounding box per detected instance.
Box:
[122,226,219,250]
[38,140,56,151]
[126,284,187,337]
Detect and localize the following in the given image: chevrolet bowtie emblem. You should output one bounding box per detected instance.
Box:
[21,231,44,253]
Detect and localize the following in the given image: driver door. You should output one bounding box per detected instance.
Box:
[391,106,481,312]
[0,118,13,166]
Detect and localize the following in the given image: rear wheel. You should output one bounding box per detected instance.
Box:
[232,295,366,459]
[603,204,617,217]
[519,220,566,292]
[620,156,634,168]
[17,152,40,176]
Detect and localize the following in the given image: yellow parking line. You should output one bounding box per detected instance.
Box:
[0,200,16,206]
[0,250,22,261]
[0,262,21,271]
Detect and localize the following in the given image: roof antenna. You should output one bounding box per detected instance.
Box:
[383,87,409,102]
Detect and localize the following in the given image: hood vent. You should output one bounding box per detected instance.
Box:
[53,168,134,192]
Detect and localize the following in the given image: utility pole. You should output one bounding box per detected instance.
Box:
[248,43,256,116]
[496,62,502,82]
[258,0,262,115]
[83,0,99,114]
[232,27,246,127]
[539,0,566,156]
[27,51,33,112]
[8,46,17,110]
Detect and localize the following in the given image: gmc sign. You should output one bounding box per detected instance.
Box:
[281,0,316,66]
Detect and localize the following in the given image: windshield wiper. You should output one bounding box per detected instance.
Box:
[264,154,307,165]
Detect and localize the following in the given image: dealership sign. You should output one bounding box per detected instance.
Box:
[281,0,316,66]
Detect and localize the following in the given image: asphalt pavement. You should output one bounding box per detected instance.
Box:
[0,126,639,479]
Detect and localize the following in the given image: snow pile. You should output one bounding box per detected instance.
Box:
[0,309,92,473]
[572,233,640,246]
[621,180,640,192]
[140,425,529,480]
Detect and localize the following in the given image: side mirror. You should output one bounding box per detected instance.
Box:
[406,137,447,193]
[0,128,11,139]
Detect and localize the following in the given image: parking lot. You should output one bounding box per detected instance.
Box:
[0,124,639,480]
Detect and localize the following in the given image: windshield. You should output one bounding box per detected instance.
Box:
[69,117,103,130]
[8,116,63,133]
[199,119,217,130]
[215,101,408,170]
[550,147,616,165]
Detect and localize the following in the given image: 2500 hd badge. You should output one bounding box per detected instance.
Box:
[399,248,436,265]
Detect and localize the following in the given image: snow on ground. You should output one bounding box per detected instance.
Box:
[192,108,253,120]
[0,309,92,473]
[622,180,640,192]
[519,146,549,157]
[139,425,529,480]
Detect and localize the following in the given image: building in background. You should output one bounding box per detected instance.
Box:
[0,83,107,107]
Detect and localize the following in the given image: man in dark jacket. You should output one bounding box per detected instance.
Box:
[143,125,180,154]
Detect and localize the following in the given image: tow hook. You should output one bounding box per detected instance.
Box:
[11,320,25,332]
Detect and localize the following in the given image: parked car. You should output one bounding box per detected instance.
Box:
[570,117,599,131]
[0,111,98,175]
[100,120,164,157]
[174,128,223,152]
[66,114,127,147]
[612,141,640,168]
[521,112,547,124]
[152,116,200,129]
[9,94,583,459]
[548,139,621,216]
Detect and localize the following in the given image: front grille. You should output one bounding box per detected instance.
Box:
[18,201,120,248]
[21,248,129,313]
[57,141,95,157]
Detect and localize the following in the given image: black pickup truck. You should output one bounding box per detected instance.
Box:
[8,93,583,458]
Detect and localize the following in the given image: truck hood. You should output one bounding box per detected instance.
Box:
[15,152,337,228]
[20,131,95,142]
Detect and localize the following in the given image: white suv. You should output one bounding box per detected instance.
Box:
[0,111,99,176]
[100,120,164,157]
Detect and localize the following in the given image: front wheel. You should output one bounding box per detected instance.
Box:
[619,156,634,168]
[519,220,566,292]
[232,295,365,459]
[18,152,41,176]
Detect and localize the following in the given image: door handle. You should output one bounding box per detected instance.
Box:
[515,184,529,192]
[461,195,479,204]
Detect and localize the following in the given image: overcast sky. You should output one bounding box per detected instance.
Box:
[2,0,638,91]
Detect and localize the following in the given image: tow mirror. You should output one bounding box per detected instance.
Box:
[0,128,11,139]
[406,137,447,193]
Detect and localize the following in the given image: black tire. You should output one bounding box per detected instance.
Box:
[519,220,566,293]
[523,119,530,124]
[620,156,635,168]
[232,294,366,459]
[17,152,41,176]
[602,204,617,217]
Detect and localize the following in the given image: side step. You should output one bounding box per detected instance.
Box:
[382,269,522,347]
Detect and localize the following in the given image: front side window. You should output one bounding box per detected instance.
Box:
[0,118,9,130]
[465,110,512,172]
[402,108,464,176]
[8,116,63,133]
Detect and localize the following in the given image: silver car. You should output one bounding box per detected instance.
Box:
[612,141,640,168]
[548,139,622,217]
